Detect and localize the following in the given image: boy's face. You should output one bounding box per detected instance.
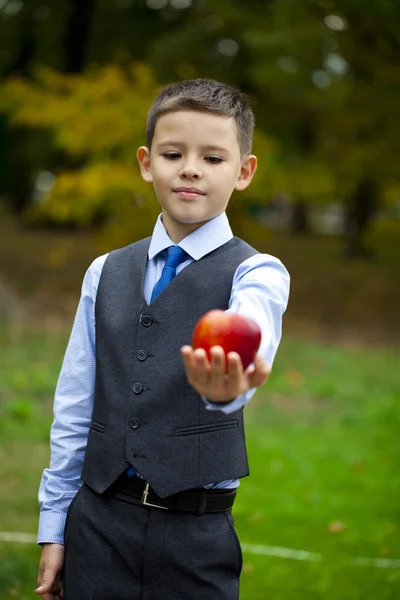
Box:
[137,110,257,243]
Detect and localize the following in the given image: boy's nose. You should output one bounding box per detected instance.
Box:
[179,164,203,179]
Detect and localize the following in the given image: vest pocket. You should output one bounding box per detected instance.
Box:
[174,419,239,436]
[90,420,105,433]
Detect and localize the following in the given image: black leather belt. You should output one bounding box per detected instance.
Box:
[115,474,237,514]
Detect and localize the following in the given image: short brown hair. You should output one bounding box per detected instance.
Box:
[146,79,255,157]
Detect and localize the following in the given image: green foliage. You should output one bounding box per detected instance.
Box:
[0,63,162,239]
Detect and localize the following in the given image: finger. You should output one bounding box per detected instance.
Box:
[36,589,55,599]
[181,345,196,374]
[247,354,271,388]
[35,588,54,598]
[209,346,226,380]
[35,581,54,595]
[180,344,193,355]
[35,567,58,596]
[181,346,211,373]
[181,345,194,363]
[225,352,244,393]
[38,578,62,599]
[193,348,211,385]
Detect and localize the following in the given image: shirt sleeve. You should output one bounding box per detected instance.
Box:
[202,253,290,415]
[37,254,107,545]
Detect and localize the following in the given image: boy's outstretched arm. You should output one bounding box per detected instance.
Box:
[181,251,290,409]
[181,345,270,403]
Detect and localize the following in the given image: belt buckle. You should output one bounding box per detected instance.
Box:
[141,482,168,510]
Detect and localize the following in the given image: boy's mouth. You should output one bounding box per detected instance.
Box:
[173,187,206,200]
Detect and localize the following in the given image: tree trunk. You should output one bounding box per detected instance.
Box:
[291,200,310,235]
[44,0,96,214]
[344,178,378,259]
[2,5,38,211]
[63,0,95,74]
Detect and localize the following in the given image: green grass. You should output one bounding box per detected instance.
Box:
[0,324,399,599]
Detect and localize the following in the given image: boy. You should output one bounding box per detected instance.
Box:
[36,78,290,600]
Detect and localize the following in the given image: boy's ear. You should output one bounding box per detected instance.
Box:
[137,146,153,183]
[235,155,257,191]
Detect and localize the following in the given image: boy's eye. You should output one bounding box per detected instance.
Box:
[205,156,223,164]
[163,152,181,160]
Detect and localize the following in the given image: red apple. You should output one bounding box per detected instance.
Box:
[192,310,261,370]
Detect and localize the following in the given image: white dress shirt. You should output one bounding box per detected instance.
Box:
[38,212,290,544]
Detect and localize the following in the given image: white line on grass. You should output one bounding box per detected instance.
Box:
[1,532,399,569]
[241,543,400,569]
[241,543,320,562]
[0,532,37,543]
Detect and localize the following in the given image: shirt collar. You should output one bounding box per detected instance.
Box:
[148,212,233,261]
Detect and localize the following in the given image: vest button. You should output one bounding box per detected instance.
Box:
[132,382,143,394]
[136,350,148,361]
[129,417,141,429]
[141,315,152,327]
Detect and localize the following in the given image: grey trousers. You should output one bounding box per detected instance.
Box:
[63,483,242,600]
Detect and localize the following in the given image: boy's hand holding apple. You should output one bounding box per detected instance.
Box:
[181,310,271,403]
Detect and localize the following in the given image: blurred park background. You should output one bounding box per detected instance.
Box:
[0,0,399,598]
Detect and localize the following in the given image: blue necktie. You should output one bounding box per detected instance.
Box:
[150,245,187,302]
[126,245,187,478]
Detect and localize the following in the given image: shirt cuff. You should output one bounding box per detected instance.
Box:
[201,388,256,414]
[37,510,67,546]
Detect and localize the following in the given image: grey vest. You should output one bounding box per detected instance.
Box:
[81,236,259,497]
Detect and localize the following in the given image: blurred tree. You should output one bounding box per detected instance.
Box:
[242,0,399,255]
[142,0,400,252]
[0,0,398,254]
[0,63,163,245]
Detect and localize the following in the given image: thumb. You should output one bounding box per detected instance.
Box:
[35,571,55,594]
[247,354,271,388]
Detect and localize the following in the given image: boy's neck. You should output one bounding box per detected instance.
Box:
[161,213,213,244]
